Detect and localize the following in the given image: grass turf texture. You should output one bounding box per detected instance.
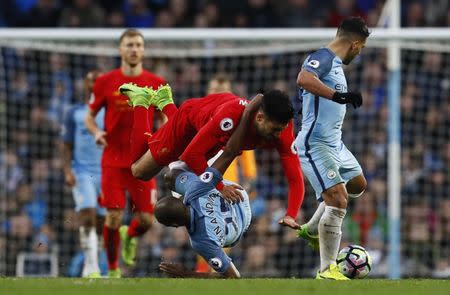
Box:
[2,278,449,295]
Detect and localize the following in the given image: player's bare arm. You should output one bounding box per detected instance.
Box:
[159,261,240,279]
[212,94,263,173]
[297,69,362,108]
[85,108,107,147]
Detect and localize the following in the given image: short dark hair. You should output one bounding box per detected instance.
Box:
[119,28,144,44]
[260,90,294,124]
[337,16,370,39]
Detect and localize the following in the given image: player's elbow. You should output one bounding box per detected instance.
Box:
[131,163,151,181]
[297,71,309,88]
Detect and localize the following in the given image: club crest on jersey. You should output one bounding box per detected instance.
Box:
[200,172,213,183]
[327,170,337,179]
[307,60,320,68]
[220,118,234,131]
[179,175,188,184]
[209,258,223,270]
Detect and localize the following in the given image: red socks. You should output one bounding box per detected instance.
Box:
[127,217,148,238]
[103,225,120,270]
[130,106,152,163]
[162,103,177,120]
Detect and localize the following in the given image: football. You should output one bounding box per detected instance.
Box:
[336,245,372,279]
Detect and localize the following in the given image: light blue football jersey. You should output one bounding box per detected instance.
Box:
[298,47,348,148]
[61,103,105,174]
[174,168,251,273]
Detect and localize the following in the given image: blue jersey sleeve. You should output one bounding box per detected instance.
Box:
[302,48,334,79]
[191,237,231,273]
[179,168,223,205]
[61,105,76,143]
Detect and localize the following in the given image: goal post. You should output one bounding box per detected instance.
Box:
[0,27,449,278]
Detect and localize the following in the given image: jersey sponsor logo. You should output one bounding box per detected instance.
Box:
[334,84,347,92]
[307,60,320,69]
[220,118,234,131]
[209,258,223,270]
[200,171,213,183]
[327,170,337,179]
[290,142,297,155]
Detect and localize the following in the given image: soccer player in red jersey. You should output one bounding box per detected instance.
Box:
[85,29,165,278]
[120,84,305,229]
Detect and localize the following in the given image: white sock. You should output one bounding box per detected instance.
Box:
[80,227,100,276]
[305,201,326,235]
[318,206,346,272]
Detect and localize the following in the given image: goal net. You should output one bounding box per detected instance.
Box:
[0,29,449,278]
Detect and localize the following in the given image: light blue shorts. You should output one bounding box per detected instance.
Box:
[295,138,362,200]
[72,172,106,216]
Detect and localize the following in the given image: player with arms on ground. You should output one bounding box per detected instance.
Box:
[62,70,105,278]
[295,17,369,280]
[84,29,166,278]
[120,84,304,229]
[156,167,251,279]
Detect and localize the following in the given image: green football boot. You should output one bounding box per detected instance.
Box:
[119,225,137,266]
[297,224,320,251]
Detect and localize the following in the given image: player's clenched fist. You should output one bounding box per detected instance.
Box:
[94,130,108,147]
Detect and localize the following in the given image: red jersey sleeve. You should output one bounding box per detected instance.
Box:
[89,74,106,113]
[276,121,305,219]
[180,100,245,175]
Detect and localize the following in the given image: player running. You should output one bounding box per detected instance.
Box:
[295,17,369,280]
[156,167,251,278]
[62,70,105,278]
[84,29,166,278]
[120,85,304,229]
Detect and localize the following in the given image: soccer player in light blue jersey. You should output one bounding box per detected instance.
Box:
[155,166,251,279]
[62,71,106,278]
[294,17,370,280]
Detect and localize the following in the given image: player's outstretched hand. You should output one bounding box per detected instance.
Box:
[159,262,189,278]
[220,184,244,204]
[278,215,300,229]
[332,92,363,109]
[94,130,108,147]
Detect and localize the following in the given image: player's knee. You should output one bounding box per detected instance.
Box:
[324,186,348,209]
[79,208,96,228]
[137,213,153,229]
[163,170,176,190]
[105,210,123,228]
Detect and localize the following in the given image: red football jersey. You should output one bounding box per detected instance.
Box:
[90,68,165,168]
[177,92,304,218]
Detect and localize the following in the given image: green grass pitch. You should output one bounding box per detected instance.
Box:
[2,278,449,295]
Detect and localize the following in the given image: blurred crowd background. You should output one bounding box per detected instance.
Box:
[0,0,450,279]
[0,0,449,28]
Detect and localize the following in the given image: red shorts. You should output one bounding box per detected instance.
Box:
[100,166,157,213]
[148,109,195,166]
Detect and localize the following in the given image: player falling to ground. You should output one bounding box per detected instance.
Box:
[295,17,369,280]
[62,70,106,278]
[156,167,251,278]
[85,29,166,278]
[120,84,305,229]
[194,74,258,273]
